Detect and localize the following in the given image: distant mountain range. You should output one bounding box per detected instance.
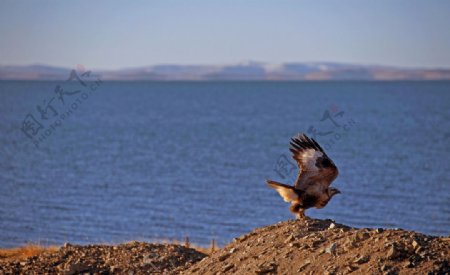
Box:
[1,61,450,81]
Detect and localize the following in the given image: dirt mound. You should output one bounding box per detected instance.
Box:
[184,219,449,275]
[1,219,448,274]
[0,241,205,274]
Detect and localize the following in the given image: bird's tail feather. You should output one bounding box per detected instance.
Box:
[266,180,299,202]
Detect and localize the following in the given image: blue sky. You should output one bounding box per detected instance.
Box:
[1,0,449,69]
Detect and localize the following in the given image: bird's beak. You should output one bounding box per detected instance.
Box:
[336,190,342,194]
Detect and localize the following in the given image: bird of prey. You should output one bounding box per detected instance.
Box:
[267,133,341,219]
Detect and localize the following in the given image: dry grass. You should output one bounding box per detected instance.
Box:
[0,244,58,261]
[160,237,219,255]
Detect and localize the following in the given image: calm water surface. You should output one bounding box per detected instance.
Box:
[0,81,449,247]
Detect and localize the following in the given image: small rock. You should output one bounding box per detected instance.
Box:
[284,234,294,243]
[329,223,336,229]
[376,228,384,233]
[297,261,310,272]
[354,255,370,264]
[412,240,419,249]
[325,243,337,254]
[218,253,230,261]
[256,262,277,274]
[229,248,237,253]
[222,263,234,272]
[324,266,337,275]
[387,244,403,260]
[65,262,90,275]
[346,265,358,272]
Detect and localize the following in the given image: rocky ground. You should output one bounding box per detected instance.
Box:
[0,242,205,274]
[0,219,449,274]
[186,219,449,275]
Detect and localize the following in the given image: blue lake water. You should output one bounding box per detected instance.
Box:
[0,81,449,248]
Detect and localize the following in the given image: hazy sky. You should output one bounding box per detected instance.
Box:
[1,0,449,69]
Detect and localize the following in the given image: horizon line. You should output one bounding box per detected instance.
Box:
[2,61,450,71]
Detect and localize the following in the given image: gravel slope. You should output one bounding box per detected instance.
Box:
[184,219,449,275]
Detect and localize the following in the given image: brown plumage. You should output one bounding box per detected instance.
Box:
[267,133,341,219]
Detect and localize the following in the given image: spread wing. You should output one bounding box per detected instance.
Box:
[289,133,338,191]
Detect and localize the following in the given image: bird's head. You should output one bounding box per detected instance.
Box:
[328,187,341,197]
